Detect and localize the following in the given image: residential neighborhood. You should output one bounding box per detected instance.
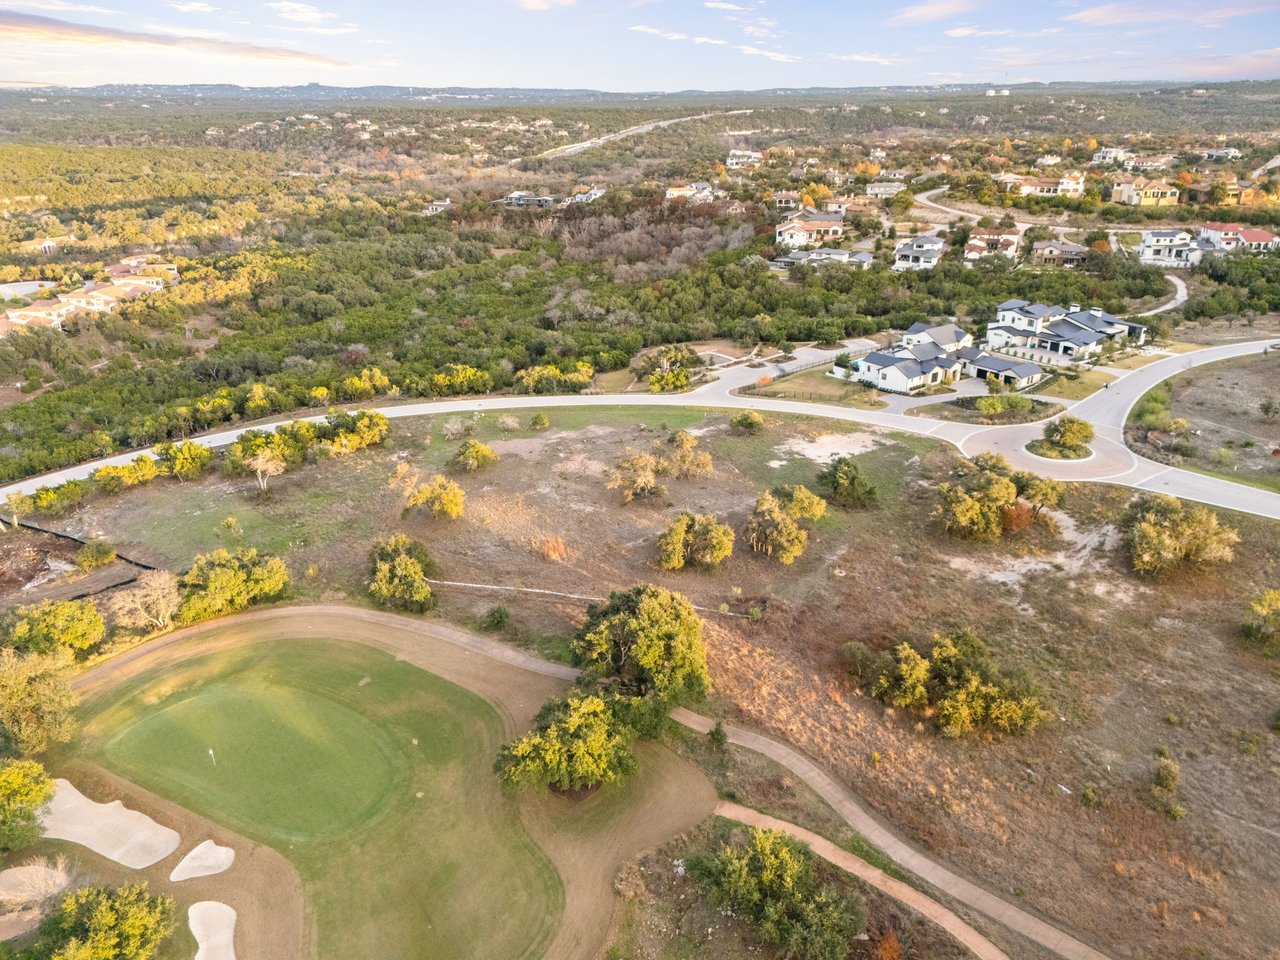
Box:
[1,256,176,337]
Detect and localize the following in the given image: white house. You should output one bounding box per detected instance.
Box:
[1199,222,1280,252]
[1122,155,1173,172]
[1036,154,1062,167]
[893,235,944,271]
[424,198,453,215]
[563,186,606,205]
[1,298,75,331]
[1091,147,1134,166]
[987,300,1146,359]
[866,181,907,200]
[726,149,764,170]
[837,322,1043,393]
[500,191,557,209]
[665,182,720,204]
[998,172,1085,198]
[1138,229,1212,267]
[770,249,872,271]
[1203,147,1242,161]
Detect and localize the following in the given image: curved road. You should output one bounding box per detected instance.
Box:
[2,337,1277,520]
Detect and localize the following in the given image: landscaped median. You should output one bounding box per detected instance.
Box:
[909,393,1063,425]
[1026,415,1096,460]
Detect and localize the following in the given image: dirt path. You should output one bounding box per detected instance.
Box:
[717,802,1009,960]
[674,711,1112,960]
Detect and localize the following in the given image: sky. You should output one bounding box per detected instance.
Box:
[0,0,1278,90]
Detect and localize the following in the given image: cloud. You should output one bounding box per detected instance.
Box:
[0,11,346,64]
[736,44,801,62]
[170,1,217,11]
[704,1,744,8]
[1064,2,1264,27]
[885,0,978,25]
[264,1,336,23]
[2,0,117,13]
[630,25,727,44]
[826,52,903,65]
[514,0,574,9]
[946,25,1061,37]
[277,22,360,35]
[1164,45,1280,78]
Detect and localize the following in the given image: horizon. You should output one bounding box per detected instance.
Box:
[1,1,1279,91]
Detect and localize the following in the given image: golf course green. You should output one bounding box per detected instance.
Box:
[73,637,563,960]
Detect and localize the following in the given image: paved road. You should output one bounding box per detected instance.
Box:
[2,339,1277,520]
[534,110,753,160]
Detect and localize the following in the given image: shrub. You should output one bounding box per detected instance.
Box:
[1242,589,1280,655]
[449,438,498,473]
[1122,493,1238,576]
[35,882,175,960]
[404,474,465,520]
[745,491,808,564]
[368,535,436,612]
[3,599,106,657]
[934,470,1017,543]
[74,541,117,571]
[869,630,1046,737]
[608,450,666,503]
[0,758,54,853]
[705,827,866,960]
[529,412,551,431]
[729,410,765,435]
[482,605,510,632]
[817,456,878,508]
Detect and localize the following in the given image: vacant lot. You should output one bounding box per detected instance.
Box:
[1128,352,1280,492]
[742,366,888,409]
[908,396,1062,425]
[0,526,138,609]
[73,638,563,960]
[1035,369,1116,401]
[53,404,1280,960]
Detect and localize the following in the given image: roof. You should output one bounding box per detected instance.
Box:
[919,322,969,348]
[1239,228,1279,243]
[968,353,1043,379]
[1031,240,1088,254]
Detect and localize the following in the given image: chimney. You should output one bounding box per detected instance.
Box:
[1069,302,1080,313]
[1090,306,1102,317]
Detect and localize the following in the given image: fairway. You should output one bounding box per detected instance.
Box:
[73,638,563,960]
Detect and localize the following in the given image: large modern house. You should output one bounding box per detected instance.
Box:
[987,300,1146,360]
[836,322,1043,393]
[962,227,1019,264]
[769,249,873,271]
[1137,229,1212,267]
[893,235,945,271]
[775,208,846,248]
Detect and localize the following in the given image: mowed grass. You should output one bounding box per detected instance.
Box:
[1036,368,1116,400]
[740,366,888,409]
[72,639,562,960]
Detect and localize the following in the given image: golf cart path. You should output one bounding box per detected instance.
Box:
[3,339,1276,521]
[78,605,1110,960]
[716,802,1010,960]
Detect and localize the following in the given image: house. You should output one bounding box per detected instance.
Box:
[1091,147,1134,166]
[1138,229,1210,267]
[893,235,945,271]
[879,169,911,181]
[1110,177,1179,207]
[823,196,870,217]
[500,191,557,209]
[866,181,907,200]
[837,321,1043,393]
[770,249,872,271]
[563,186,605,205]
[1036,154,1062,167]
[868,148,887,162]
[18,237,70,255]
[1199,222,1280,251]
[775,212,846,248]
[963,227,1019,264]
[1203,147,1242,161]
[726,149,764,170]
[1,298,75,331]
[987,300,1146,359]
[1122,155,1173,172]
[1030,239,1090,268]
[1183,178,1272,207]
[772,191,802,210]
[665,182,720,204]
[997,171,1085,198]
[424,198,453,215]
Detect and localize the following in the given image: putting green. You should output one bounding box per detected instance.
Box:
[72,638,563,960]
[103,679,401,843]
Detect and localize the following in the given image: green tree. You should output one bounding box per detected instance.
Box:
[155,440,212,482]
[1012,471,1065,519]
[0,757,54,852]
[448,438,498,473]
[36,882,175,960]
[934,471,1017,543]
[572,585,709,705]
[1042,415,1094,453]
[177,548,289,623]
[709,827,866,960]
[368,535,436,613]
[781,484,827,522]
[816,456,878,508]
[4,599,106,657]
[0,649,78,757]
[745,491,808,564]
[607,450,666,503]
[494,691,636,793]
[657,513,735,571]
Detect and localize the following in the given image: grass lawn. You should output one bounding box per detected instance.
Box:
[739,366,888,409]
[908,397,1062,425]
[70,638,563,960]
[1105,353,1165,370]
[593,368,638,393]
[1036,369,1117,401]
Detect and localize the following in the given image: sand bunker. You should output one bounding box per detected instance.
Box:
[0,860,72,906]
[170,841,236,882]
[189,901,237,960]
[40,779,180,869]
[775,432,882,463]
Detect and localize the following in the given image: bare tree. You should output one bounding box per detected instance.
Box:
[245,449,286,494]
[106,570,181,632]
